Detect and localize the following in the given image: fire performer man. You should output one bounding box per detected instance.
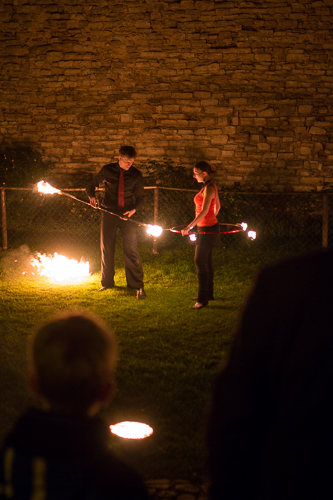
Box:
[86,145,146,298]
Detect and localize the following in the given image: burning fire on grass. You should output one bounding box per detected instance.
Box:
[30,252,90,283]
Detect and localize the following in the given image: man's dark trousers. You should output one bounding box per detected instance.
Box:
[101,212,144,289]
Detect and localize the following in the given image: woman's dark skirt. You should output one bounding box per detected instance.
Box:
[196,223,221,247]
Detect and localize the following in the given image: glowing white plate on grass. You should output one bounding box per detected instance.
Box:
[110,421,153,440]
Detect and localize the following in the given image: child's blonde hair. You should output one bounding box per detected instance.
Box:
[29,310,118,412]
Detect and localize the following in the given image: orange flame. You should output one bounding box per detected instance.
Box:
[30,252,90,282]
[37,180,61,195]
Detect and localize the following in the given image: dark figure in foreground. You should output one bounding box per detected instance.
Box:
[86,145,146,299]
[0,311,149,500]
[182,161,220,309]
[207,249,333,500]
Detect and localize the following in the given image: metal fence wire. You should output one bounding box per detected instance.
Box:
[1,187,333,269]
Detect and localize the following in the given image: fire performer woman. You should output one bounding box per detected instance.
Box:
[182,161,221,309]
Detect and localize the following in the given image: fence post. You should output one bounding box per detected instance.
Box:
[322,193,329,249]
[1,188,8,250]
[153,187,159,254]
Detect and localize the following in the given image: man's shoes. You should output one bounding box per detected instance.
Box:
[191,302,207,309]
[136,288,146,299]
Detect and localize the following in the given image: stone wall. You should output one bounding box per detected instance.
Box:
[1,0,333,191]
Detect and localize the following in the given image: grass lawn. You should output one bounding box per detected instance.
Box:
[0,237,292,482]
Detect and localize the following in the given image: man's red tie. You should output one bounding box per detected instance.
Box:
[118,168,124,207]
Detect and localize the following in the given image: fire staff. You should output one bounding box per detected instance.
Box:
[86,146,146,299]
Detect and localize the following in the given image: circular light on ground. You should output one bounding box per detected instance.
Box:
[110,421,153,440]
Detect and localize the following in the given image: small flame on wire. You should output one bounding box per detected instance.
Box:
[241,222,248,231]
[110,421,153,440]
[37,180,61,195]
[146,225,163,237]
[248,231,256,240]
[189,233,197,242]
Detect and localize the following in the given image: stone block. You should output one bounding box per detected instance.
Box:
[257,143,270,151]
[88,22,104,30]
[204,107,233,116]
[257,108,275,117]
[171,93,193,99]
[211,136,228,144]
[196,117,216,126]
[229,98,247,105]
[240,118,254,126]
[163,105,180,112]
[120,114,133,123]
[193,91,211,98]
[144,147,165,156]
[300,146,312,155]
[201,99,219,106]
[278,153,295,160]
[310,125,326,134]
[254,53,272,62]
[227,175,243,182]
[192,63,220,75]
[254,118,267,126]
[220,126,236,134]
[300,176,322,185]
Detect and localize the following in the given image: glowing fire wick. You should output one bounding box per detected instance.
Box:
[146,224,163,237]
[37,180,61,195]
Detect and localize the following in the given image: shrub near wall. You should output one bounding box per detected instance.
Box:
[1,0,333,191]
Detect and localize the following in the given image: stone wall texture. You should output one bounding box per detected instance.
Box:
[1,0,333,190]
